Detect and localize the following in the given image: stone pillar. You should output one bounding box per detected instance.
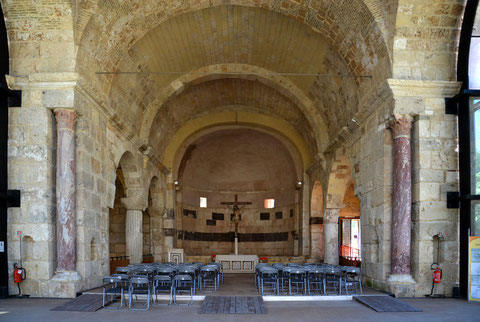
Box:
[122,197,146,264]
[301,175,311,256]
[164,174,176,250]
[54,109,78,272]
[387,116,416,293]
[126,210,143,264]
[324,208,341,265]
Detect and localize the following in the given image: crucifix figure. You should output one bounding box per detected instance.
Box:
[220,194,252,255]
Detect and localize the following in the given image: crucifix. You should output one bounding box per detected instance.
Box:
[220,194,252,255]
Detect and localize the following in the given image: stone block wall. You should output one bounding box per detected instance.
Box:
[346,99,393,292]
[7,106,56,297]
[180,205,296,256]
[410,95,459,296]
[73,91,112,292]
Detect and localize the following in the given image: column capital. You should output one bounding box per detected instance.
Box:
[121,196,147,211]
[387,116,413,139]
[54,109,77,132]
[324,208,341,223]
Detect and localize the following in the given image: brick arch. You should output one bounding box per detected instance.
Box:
[75,1,391,151]
[139,64,328,153]
[326,155,354,209]
[145,74,324,161]
[76,1,390,80]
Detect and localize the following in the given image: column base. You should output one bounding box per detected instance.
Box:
[48,270,82,298]
[387,274,416,297]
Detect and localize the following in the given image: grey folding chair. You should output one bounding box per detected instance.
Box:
[344,267,362,294]
[173,274,194,306]
[260,268,279,296]
[102,275,126,309]
[200,265,218,292]
[128,276,151,311]
[153,275,173,305]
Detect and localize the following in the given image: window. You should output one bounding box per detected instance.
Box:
[264,199,275,208]
[200,197,207,208]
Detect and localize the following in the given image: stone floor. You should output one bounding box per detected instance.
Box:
[1,274,479,321]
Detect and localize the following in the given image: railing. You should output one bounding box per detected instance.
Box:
[340,245,360,258]
[109,255,130,275]
[339,245,361,267]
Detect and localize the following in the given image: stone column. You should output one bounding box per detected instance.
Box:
[324,208,341,265]
[387,116,416,292]
[301,175,311,256]
[164,174,176,250]
[126,210,143,264]
[54,109,78,272]
[122,197,146,264]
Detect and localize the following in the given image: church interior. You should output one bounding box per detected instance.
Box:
[1,1,480,314]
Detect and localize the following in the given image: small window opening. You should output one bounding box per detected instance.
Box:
[200,197,207,208]
[264,199,275,209]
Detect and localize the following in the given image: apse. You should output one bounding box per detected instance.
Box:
[175,128,300,256]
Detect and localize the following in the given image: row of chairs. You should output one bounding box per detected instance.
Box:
[102,262,223,310]
[255,263,362,296]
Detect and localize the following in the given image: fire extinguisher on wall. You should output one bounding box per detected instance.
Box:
[433,265,442,284]
[13,263,26,296]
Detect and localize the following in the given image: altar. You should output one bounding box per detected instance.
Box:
[215,254,259,273]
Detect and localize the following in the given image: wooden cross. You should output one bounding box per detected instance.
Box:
[220,194,252,236]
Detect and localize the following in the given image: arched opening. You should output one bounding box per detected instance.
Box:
[310,180,324,261]
[339,182,361,267]
[176,128,300,258]
[108,167,127,259]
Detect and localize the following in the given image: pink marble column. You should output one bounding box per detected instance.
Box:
[388,117,413,275]
[54,109,77,271]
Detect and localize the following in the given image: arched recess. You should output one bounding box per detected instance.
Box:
[324,154,361,265]
[163,111,313,173]
[108,167,127,258]
[175,127,298,256]
[339,181,362,265]
[310,181,324,261]
[108,151,144,261]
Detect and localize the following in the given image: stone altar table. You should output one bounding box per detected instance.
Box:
[215,254,259,273]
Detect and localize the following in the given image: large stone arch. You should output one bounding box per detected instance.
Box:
[171,123,305,183]
[162,111,313,172]
[139,64,329,153]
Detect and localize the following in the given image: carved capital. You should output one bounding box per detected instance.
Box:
[387,116,412,140]
[54,109,77,132]
[121,197,147,211]
[324,208,341,224]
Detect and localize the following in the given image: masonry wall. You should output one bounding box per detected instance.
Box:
[7,106,56,297]
[181,205,296,256]
[345,99,393,292]
[410,94,460,297]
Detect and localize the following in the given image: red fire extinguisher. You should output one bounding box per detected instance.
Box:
[13,263,26,296]
[433,266,442,284]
